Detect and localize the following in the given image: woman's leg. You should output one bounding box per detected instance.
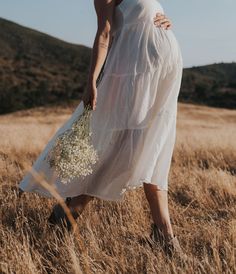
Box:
[48,194,94,230]
[143,182,174,238]
[68,194,94,215]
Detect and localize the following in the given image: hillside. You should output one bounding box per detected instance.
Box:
[0,17,91,113]
[0,17,235,114]
[181,63,236,109]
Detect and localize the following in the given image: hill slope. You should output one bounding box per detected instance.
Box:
[181,63,236,109]
[0,17,91,113]
[0,17,235,114]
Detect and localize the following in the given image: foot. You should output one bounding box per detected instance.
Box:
[48,197,79,231]
[149,223,188,261]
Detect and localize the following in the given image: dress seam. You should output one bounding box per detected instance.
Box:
[102,67,163,77]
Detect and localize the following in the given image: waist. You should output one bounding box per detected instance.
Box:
[113,19,175,39]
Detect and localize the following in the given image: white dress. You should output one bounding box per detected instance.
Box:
[19,0,183,201]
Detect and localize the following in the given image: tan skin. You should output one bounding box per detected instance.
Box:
[70,0,174,239]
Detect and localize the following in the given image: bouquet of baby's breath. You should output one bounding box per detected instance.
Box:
[45,104,98,184]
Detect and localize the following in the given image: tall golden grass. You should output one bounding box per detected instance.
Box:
[0,102,235,273]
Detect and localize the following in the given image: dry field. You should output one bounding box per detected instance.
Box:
[0,102,235,274]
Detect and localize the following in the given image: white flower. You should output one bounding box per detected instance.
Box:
[44,104,99,184]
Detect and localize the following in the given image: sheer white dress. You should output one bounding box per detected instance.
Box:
[19,0,183,201]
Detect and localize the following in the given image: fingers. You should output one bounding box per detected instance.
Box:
[153,12,172,30]
[158,19,172,30]
[155,19,172,30]
[91,98,97,110]
[84,95,96,111]
[154,13,165,24]
[91,93,97,111]
[82,90,97,111]
[165,23,171,30]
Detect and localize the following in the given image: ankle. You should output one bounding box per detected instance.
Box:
[154,222,174,239]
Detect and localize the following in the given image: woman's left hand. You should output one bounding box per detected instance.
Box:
[153,13,172,30]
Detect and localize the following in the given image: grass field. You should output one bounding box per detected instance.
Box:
[0,102,235,273]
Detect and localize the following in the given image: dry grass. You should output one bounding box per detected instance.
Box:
[0,102,235,274]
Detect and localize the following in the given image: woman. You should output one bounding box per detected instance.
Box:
[19,0,184,259]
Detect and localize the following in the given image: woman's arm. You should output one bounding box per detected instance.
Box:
[83,0,116,110]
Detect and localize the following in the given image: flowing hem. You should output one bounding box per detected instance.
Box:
[18,179,168,202]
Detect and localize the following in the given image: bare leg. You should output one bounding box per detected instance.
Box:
[68,194,94,215]
[48,194,94,230]
[143,183,187,260]
[143,182,174,238]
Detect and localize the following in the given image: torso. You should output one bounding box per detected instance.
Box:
[104,0,182,77]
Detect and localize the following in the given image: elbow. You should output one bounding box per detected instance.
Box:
[98,22,112,41]
[102,29,111,41]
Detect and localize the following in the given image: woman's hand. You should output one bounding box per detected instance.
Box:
[82,83,97,110]
[153,12,172,30]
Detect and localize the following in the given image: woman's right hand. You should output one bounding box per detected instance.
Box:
[82,83,97,111]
